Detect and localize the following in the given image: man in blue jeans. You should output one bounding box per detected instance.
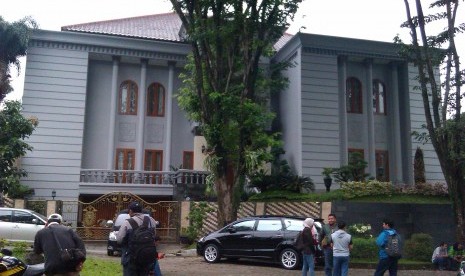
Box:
[320,213,338,276]
[331,221,353,276]
[374,219,400,276]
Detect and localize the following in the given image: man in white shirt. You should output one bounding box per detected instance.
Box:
[432,242,449,270]
[331,221,353,276]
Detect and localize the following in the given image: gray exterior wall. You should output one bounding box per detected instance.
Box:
[21,29,192,199]
[407,64,443,182]
[21,43,88,200]
[82,61,193,170]
[300,52,339,189]
[279,49,303,174]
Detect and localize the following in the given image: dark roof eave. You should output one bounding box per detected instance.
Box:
[63,29,188,45]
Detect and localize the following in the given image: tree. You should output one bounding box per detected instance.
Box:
[401,0,465,241]
[0,16,37,101]
[414,147,426,184]
[169,0,302,226]
[0,101,38,201]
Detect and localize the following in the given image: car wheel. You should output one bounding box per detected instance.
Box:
[107,250,114,256]
[280,248,300,270]
[203,243,220,263]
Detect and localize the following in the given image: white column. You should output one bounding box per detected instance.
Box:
[391,63,403,183]
[338,56,348,165]
[164,61,176,171]
[107,56,120,170]
[135,59,148,171]
[366,59,376,177]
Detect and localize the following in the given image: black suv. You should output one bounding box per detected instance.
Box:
[196,216,324,270]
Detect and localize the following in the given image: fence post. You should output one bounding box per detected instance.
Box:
[180,200,191,232]
[46,200,58,217]
[255,202,265,215]
[321,202,332,219]
[14,199,25,208]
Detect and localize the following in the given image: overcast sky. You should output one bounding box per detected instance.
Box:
[2,0,463,101]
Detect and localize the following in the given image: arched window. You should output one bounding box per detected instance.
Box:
[346,77,362,113]
[147,82,165,117]
[118,80,138,115]
[373,80,386,114]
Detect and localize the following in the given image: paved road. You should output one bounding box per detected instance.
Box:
[156,256,459,276]
[86,242,460,276]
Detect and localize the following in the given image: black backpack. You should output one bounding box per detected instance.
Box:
[127,216,158,266]
[385,232,403,258]
[295,231,305,251]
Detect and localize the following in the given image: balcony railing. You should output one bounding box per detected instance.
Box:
[80,169,209,185]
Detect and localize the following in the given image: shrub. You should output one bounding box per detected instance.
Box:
[182,201,215,242]
[351,237,378,259]
[403,233,433,261]
[341,180,399,198]
[249,160,314,193]
[333,151,369,182]
[414,147,426,184]
[401,182,449,196]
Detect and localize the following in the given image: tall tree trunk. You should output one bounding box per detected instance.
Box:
[446,166,465,242]
[216,163,239,227]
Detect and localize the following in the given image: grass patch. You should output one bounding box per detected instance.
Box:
[81,257,121,276]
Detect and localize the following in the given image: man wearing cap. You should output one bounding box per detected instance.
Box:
[116,201,158,276]
[301,218,316,276]
[34,213,86,275]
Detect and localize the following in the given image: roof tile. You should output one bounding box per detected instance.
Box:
[61,12,182,42]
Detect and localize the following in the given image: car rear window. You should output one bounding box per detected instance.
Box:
[0,210,12,222]
[256,219,282,231]
[283,219,304,231]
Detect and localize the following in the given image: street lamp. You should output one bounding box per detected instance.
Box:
[52,190,56,200]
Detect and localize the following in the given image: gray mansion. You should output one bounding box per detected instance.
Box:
[19,12,443,203]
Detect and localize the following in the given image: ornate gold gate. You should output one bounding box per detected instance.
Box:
[73,192,180,242]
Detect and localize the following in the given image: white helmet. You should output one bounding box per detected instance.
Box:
[47,213,63,223]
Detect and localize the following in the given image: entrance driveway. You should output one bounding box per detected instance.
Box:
[86,242,458,276]
[156,256,458,276]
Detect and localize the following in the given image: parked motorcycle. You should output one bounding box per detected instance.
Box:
[0,249,44,276]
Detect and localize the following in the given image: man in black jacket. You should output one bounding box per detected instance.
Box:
[34,213,86,275]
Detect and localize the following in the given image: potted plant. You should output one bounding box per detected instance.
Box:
[322,167,333,192]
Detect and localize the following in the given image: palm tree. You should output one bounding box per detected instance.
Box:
[0,16,37,102]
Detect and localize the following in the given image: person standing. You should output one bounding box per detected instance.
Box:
[331,221,353,276]
[153,235,165,276]
[320,213,338,276]
[432,242,449,270]
[301,218,316,276]
[374,219,400,276]
[117,201,158,276]
[34,213,86,276]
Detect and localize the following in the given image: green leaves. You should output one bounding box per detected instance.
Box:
[0,101,37,197]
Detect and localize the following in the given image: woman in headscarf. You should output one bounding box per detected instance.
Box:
[302,218,316,276]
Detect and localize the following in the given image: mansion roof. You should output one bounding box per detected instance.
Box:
[60,12,293,50]
[61,12,183,42]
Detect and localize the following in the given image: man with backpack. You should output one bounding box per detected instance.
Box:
[117,201,159,276]
[374,219,402,276]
